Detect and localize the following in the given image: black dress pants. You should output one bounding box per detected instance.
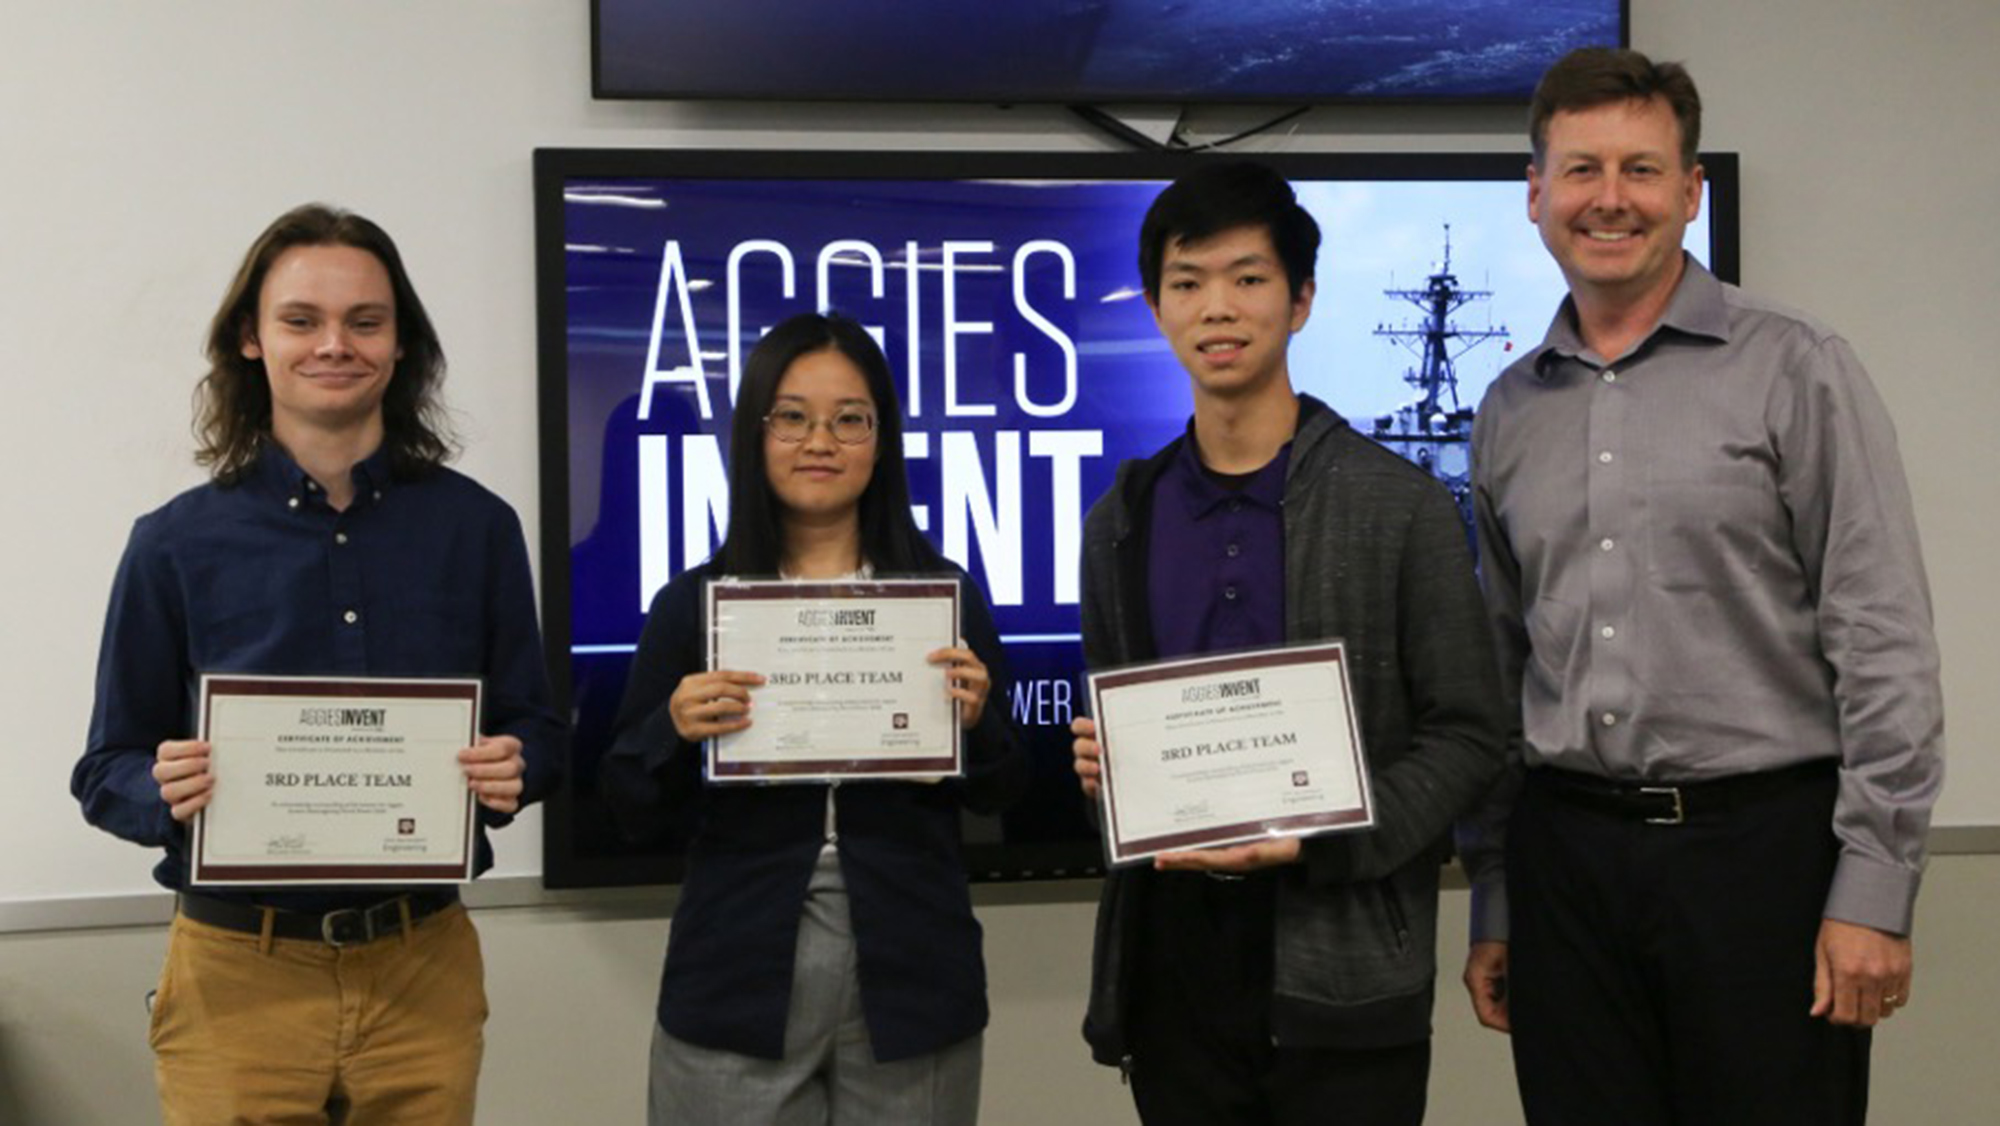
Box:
[1126,872,1430,1126]
[1507,764,1870,1126]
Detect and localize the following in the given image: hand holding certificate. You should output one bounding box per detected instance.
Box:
[702,578,965,782]
[191,675,482,886]
[1088,643,1374,867]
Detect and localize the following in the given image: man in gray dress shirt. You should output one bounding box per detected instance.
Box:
[1456,48,1944,1125]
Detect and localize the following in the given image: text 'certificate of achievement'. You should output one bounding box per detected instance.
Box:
[707,578,961,783]
[1090,643,1374,866]
[191,675,481,886]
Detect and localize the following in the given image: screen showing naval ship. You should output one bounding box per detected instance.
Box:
[535,148,1732,888]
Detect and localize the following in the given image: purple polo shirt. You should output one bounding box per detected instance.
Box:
[1147,427,1290,660]
[1139,425,1290,1036]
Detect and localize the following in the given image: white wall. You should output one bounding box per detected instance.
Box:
[7,862,1997,1123]
[4,0,1996,1121]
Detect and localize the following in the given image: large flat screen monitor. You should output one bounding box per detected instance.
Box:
[592,2,1630,104]
[535,148,1738,888]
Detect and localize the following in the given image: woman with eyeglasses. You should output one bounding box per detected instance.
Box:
[601,311,1027,1125]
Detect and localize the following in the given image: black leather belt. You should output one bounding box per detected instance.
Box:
[177,891,457,946]
[1532,759,1834,826]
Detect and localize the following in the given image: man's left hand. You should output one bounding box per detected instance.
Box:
[1811,918,1913,1027]
[1154,836,1301,874]
[460,735,526,814]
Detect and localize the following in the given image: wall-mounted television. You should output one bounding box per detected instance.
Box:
[592,1,1630,104]
[535,147,1738,889]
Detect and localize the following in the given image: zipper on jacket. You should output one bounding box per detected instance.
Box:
[1119,1053,1133,1085]
[1379,880,1411,952]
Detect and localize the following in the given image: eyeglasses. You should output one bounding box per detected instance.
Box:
[763,406,876,446]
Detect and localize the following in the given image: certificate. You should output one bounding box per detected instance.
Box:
[706,578,961,782]
[1089,643,1374,866]
[190,675,481,886]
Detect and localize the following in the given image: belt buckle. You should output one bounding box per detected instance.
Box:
[1639,786,1686,826]
[364,896,412,937]
[320,907,370,947]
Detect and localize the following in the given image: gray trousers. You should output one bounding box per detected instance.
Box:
[650,850,982,1125]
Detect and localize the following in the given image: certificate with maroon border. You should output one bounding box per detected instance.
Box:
[1089,642,1374,866]
[706,578,962,783]
[190,675,481,886]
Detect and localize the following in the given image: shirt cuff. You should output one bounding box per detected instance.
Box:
[635,704,688,774]
[1823,852,1921,937]
[1468,877,1510,944]
[156,800,183,846]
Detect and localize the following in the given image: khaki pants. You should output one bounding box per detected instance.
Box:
[150,902,486,1126]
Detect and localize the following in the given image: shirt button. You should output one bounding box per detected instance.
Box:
[1602,370,1618,383]
[1225,543,1241,558]
[1223,586,1239,601]
[825,830,839,844]
[1599,537,1615,552]
[1600,625,1617,639]
[372,490,383,502]
[1229,500,1242,513]
[1597,450,1614,464]
[286,497,300,510]
[335,532,349,545]
[343,610,359,625]
[1600,712,1618,727]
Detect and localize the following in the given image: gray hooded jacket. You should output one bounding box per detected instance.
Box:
[1081,395,1507,1063]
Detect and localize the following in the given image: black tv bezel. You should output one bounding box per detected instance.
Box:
[534,146,1741,890]
[587,2,1632,106]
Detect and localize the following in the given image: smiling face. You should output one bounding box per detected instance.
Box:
[763,345,879,528]
[242,244,401,444]
[1147,223,1314,404]
[1531,95,1704,316]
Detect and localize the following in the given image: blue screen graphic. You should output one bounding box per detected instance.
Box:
[543,154,1719,884]
[595,1,1627,102]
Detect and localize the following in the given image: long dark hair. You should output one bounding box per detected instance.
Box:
[714,312,937,576]
[196,203,455,482]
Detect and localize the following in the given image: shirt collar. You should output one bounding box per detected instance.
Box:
[1531,254,1731,378]
[251,439,396,511]
[1167,418,1292,520]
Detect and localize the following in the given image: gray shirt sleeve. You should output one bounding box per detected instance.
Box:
[1769,332,1944,935]
[1457,413,1527,944]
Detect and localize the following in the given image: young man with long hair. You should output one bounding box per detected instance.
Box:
[74,204,563,1125]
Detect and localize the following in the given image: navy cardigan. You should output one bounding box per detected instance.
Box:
[601,557,1027,1062]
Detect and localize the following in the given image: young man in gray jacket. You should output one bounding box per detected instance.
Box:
[1070,162,1507,1125]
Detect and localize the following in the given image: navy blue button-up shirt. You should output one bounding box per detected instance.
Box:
[74,444,563,911]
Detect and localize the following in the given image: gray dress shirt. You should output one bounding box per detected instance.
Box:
[1459,257,1944,941]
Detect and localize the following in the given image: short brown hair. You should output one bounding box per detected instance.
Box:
[196,204,454,482]
[1530,48,1702,170]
